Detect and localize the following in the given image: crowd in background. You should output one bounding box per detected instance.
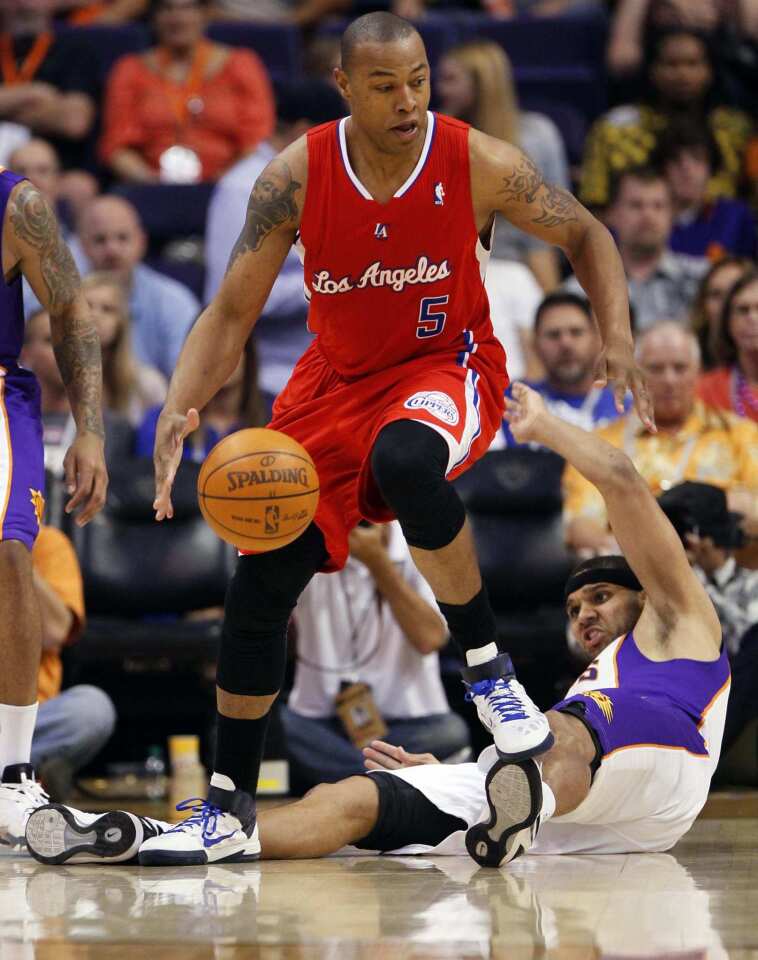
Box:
[3,0,757,798]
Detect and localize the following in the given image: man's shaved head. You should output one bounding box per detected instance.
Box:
[341,12,421,73]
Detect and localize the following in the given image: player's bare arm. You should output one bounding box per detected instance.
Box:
[469,132,654,431]
[507,384,721,660]
[153,138,309,520]
[4,181,107,525]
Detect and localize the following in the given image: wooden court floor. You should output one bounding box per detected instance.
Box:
[2,816,758,959]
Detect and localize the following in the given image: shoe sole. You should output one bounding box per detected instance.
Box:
[465,758,542,868]
[494,730,554,762]
[139,836,261,867]
[25,805,142,865]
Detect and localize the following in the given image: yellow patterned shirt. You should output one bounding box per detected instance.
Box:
[579,104,753,209]
[562,401,758,526]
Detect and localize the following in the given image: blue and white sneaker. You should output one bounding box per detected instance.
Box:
[463,653,553,760]
[138,781,260,867]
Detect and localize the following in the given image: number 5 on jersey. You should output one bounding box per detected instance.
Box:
[416,295,449,339]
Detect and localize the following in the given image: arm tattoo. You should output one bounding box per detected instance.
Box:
[226,159,301,273]
[499,154,579,228]
[10,184,104,439]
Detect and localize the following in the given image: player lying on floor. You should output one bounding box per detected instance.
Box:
[24,384,729,868]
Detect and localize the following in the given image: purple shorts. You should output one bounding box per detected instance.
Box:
[0,362,44,551]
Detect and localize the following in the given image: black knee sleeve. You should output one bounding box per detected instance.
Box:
[216,523,327,696]
[370,420,466,551]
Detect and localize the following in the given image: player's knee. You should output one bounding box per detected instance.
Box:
[305,777,379,833]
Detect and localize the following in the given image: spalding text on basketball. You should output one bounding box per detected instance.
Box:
[226,468,310,492]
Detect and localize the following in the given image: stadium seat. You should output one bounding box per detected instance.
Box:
[317,15,458,71]
[56,23,150,84]
[206,22,301,80]
[112,183,214,245]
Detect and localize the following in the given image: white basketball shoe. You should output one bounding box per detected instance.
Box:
[25,803,170,865]
[0,764,51,853]
[465,757,546,868]
[138,780,260,867]
[463,653,553,760]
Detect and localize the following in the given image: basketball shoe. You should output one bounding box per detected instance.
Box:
[462,653,553,759]
[0,764,51,853]
[138,777,260,866]
[465,757,549,868]
[25,803,170,865]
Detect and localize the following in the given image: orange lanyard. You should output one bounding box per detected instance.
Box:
[155,40,212,129]
[0,32,53,86]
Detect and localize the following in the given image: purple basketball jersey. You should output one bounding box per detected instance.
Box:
[0,168,27,362]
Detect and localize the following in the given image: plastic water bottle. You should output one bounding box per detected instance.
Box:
[144,745,167,800]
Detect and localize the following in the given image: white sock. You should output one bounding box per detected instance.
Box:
[465,642,499,667]
[0,702,39,778]
[541,781,556,822]
[210,772,236,792]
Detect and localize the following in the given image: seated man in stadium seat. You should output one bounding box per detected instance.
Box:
[281,520,471,790]
[26,383,730,868]
[76,196,200,378]
[563,321,758,559]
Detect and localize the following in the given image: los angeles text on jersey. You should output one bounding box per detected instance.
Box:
[312,255,452,295]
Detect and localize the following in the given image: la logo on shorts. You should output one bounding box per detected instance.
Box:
[404,391,459,426]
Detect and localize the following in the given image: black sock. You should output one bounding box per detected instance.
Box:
[437,585,498,657]
[213,711,271,799]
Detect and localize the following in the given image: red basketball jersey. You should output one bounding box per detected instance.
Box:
[297,112,498,379]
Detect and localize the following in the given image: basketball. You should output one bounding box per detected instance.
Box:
[197,428,319,551]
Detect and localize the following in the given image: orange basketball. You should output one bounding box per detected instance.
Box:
[197,428,319,552]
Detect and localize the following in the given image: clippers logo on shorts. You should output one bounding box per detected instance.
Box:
[583,690,614,723]
[311,255,452,295]
[403,391,459,426]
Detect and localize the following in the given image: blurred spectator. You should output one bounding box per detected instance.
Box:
[581,28,753,210]
[99,0,275,184]
[281,521,470,790]
[0,122,29,166]
[565,167,708,331]
[135,335,264,461]
[494,293,629,449]
[484,257,543,382]
[81,272,167,425]
[205,79,344,409]
[654,120,756,261]
[207,0,350,25]
[691,256,753,369]
[60,0,149,24]
[436,41,568,291]
[31,524,116,802]
[0,0,100,171]
[76,196,199,378]
[562,321,758,557]
[697,270,758,422]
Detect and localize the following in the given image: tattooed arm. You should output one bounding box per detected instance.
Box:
[153,141,307,519]
[469,130,653,430]
[5,181,107,523]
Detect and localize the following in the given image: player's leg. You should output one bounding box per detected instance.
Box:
[369,419,551,759]
[139,522,328,867]
[466,709,597,868]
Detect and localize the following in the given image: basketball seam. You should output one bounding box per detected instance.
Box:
[199,488,320,502]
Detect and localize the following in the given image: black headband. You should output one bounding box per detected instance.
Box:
[564,558,642,601]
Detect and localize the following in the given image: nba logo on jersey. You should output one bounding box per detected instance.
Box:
[374,223,388,240]
[434,182,445,206]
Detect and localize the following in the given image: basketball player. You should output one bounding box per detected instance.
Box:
[24,384,728,868]
[0,167,107,850]
[146,12,654,864]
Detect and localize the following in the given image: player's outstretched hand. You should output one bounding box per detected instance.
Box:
[63,431,108,526]
[362,740,440,771]
[504,382,549,444]
[595,343,656,433]
[153,407,200,521]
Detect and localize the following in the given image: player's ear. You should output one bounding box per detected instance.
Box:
[334,68,351,102]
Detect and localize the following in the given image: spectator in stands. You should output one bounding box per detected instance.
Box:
[654,120,756,261]
[0,0,100,171]
[76,196,199,378]
[281,521,470,790]
[562,321,758,557]
[436,40,569,291]
[60,0,149,24]
[205,80,345,411]
[581,28,752,210]
[697,270,758,422]
[691,256,753,370]
[495,293,629,449]
[564,167,708,331]
[207,0,351,25]
[31,524,117,802]
[81,272,167,426]
[484,257,543,382]
[9,137,98,231]
[135,335,264,462]
[99,0,275,184]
